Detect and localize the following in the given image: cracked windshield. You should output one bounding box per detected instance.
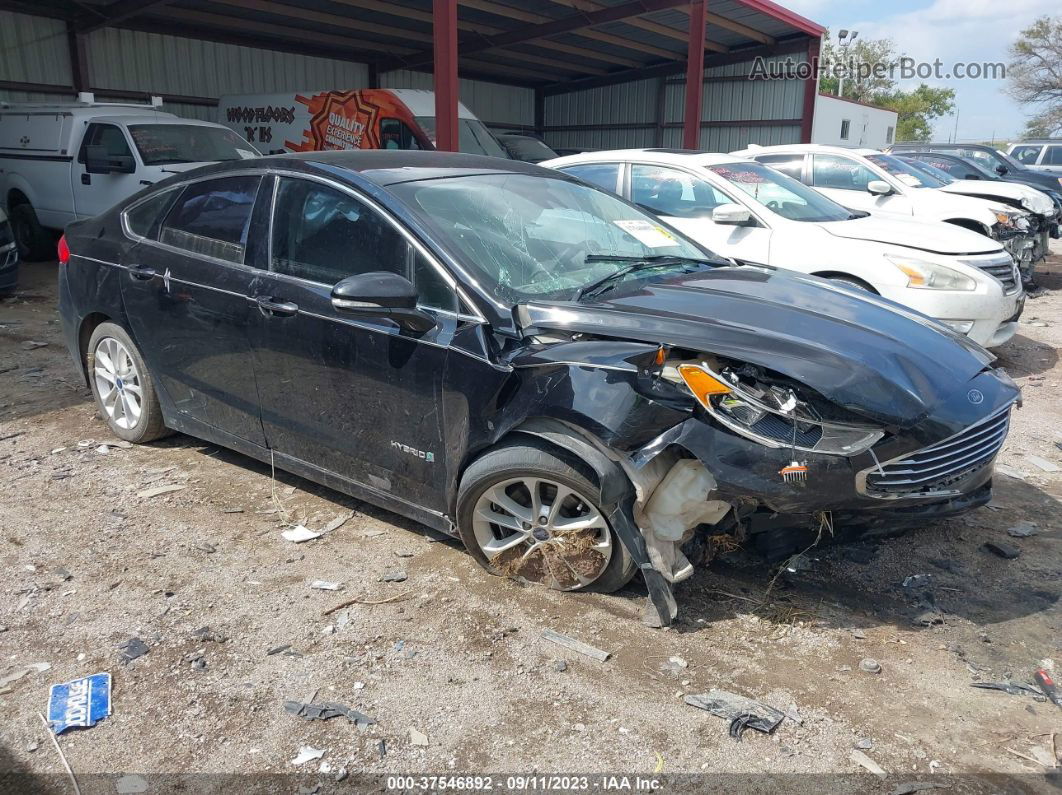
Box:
[393,173,718,303]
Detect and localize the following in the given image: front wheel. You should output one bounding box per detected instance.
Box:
[87,322,170,443]
[456,441,636,593]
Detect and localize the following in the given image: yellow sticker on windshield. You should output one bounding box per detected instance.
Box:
[613,220,677,248]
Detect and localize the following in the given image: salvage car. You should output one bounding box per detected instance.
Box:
[544,149,1024,348]
[887,143,1062,195]
[57,151,1020,625]
[0,206,18,294]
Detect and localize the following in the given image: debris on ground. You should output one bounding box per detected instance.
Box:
[0,662,51,693]
[554,660,568,672]
[282,525,321,543]
[983,541,1021,559]
[1026,455,1059,473]
[969,681,1043,697]
[266,644,292,656]
[850,748,887,778]
[912,611,944,627]
[1007,521,1039,538]
[320,512,355,535]
[291,746,325,766]
[859,658,882,674]
[1033,669,1060,707]
[309,580,343,591]
[135,484,186,499]
[283,700,376,728]
[21,340,48,350]
[410,728,429,747]
[47,672,112,734]
[684,689,785,740]
[118,637,149,663]
[541,629,611,662]
[854,738,873,750]
[902,574,932,588]
[379,570,408,582]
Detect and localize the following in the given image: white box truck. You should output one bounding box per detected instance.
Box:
[217,88,507,158]
[0,94,259,260]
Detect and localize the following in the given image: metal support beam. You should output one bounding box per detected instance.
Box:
[683,0,706,150]
[433,0,459,152]
[534,88,545,137]
[800,35,820,143]
[75,0,174,34]
[654,75,667,147]
[66,22,90,93]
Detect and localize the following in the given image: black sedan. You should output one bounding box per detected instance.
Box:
[58,151,1019,626]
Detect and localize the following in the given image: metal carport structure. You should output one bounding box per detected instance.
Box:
[0,0,824,152]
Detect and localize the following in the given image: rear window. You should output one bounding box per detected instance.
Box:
[124,189,180,239]
[160,176,261,263]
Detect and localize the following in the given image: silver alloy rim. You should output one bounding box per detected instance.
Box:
[471,476,613,590]
[93,337,143,430]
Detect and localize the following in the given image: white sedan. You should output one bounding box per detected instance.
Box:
[542,149,1024,349]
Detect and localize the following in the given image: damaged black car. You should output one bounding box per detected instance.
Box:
[57,151,1020,626]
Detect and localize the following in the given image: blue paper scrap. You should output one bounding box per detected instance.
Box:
[47,672,112,734]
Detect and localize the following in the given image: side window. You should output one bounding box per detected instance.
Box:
[271,177,455,311]
[380,118,422,151]
[160,175,261,264]
[755,154,804,181]
[958,148,996,170]
[1010,145,1043,165]
[630,164,734,218]
[811,154,877,191]
[840,119,851,140]
[124,189,179,240]
[77,124,133,163]
[559,163,621,194]
[1043,146,1062,166]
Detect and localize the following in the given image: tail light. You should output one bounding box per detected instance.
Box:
[57,234,70,264]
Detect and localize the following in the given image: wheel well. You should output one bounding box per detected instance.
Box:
[810,272,880,294]
[944,218,990,236]
[7,189,29,209]
[77,313,112,379]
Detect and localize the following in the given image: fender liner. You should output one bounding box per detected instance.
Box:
[510,417,678,627]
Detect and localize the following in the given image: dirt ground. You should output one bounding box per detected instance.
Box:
[1,252,1059,793]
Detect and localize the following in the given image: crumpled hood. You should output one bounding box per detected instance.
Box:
[819,215,1001,255]
[517,265,996,428]
[936,180,1055,216]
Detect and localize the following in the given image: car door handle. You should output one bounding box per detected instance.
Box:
[81,173,91,185]
[128,265,156,281]
[253,296,299,317]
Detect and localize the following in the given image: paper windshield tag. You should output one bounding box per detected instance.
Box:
[613,219,677,248]
[47,673,112,734]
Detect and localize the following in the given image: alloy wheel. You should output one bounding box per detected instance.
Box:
[93,336,143,430]
[470,476,613,590]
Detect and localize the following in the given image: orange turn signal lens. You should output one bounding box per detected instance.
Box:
[678,364,731,406]
[895,264,926,287]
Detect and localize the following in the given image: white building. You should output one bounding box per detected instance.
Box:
[812,94,898,149]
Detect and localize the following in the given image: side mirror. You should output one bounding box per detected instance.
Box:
[995,164,1008,175]
[84,145,135,175]
[331,271,436,334]
[867,180,894,196]
[712,204,753,225]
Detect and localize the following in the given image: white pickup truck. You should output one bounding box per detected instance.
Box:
[0,95,259,260]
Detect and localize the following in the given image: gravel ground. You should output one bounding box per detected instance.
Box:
[0,253,1059,793]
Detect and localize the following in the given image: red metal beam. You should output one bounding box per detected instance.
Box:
[736,0,825,37]
[800,35,820,143]
[433,0,459,152]
[683,0,706,150]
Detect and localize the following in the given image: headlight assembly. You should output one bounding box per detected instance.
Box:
[675,363,884,456]
[885,254,977,291]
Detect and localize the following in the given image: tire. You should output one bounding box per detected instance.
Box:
[456,439,637,593]
[9,203,54,262]
[86,322,170,443]
[827,275,875,293]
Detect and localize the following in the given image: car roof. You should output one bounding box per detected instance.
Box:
[732,144,880,157]
[544,148,749,168]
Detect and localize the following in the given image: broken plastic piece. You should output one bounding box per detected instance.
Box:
[47,672,111,734]
[970,681,1043,697]
[541,629,611,662]
[779,461,808,483]
[1033,669,1060,707]
[282,525,321,543]
[684,689,784,740]
[284,700,376,728]
[291,746,325,766]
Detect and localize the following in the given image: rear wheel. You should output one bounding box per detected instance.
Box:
[457,441,636,593]
[87,322,170,443]
[9,203,54,262]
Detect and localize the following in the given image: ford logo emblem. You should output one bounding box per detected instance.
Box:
[967,389,985,405]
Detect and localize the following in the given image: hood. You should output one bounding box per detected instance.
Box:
[819,215,1001,255]
[936,180,1054,215]
[517,265,995,428]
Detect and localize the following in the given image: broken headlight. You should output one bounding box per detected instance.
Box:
[673,362,884,456]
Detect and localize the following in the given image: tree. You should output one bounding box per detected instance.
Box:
[1008,16,1062,136]
[819,33,901,103]
[873,84,956,142]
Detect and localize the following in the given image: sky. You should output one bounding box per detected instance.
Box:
[784,0,1057,142]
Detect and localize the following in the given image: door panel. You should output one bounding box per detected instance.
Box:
[119,175,265,445]
[72,123,144,220]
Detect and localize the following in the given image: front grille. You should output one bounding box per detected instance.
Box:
[966,255,1019,294]
[865,406,1011,497]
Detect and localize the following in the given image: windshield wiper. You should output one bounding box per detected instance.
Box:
[575,255,716,301]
